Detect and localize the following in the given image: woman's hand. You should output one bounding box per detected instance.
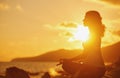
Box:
[56,58,71,66]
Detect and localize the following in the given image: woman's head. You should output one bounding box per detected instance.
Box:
[83,11,105,37]
[83,11,102,26]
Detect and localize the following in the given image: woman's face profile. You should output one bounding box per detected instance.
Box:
[83,11,101,27]
[83,16,91,26]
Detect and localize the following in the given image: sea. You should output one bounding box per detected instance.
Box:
[0,62,62,78]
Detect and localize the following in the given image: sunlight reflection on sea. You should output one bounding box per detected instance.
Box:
[0,62,61,78]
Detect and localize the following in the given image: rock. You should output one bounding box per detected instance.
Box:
[5,67,30,78]
[41,72,51,78]
[105,57,120,78]
[0,75,5,78]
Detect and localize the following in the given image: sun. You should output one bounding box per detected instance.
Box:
[69,24,89,42]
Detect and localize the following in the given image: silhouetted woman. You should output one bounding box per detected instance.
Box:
[61,11,106,78]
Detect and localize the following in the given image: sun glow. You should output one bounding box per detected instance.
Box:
[69,25,89,42]
[49,68,59,76]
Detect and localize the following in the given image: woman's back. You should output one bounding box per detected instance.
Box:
[83,11,105,68]
[83,33,105,67]
[61,11,106,78]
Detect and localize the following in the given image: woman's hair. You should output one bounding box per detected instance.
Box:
[84,11,105,37]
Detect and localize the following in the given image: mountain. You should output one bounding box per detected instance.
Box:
[12,42,120,62]
[102,41,120,62]
[12,49,82,62]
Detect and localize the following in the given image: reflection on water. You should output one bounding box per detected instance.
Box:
[1,62,119,78]
[0,62,61,78]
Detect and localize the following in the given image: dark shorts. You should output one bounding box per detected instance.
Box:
[62,60,106,78]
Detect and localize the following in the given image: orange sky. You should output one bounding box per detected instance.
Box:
[0,0,120,61]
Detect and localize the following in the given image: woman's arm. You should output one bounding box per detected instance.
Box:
[70,51,87,61]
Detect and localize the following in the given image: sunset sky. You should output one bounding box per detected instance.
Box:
[0,0,120,61]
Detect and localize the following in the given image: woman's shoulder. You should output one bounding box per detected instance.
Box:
[83,36,101,48]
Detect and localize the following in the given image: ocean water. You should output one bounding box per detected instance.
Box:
[0,62,62,78]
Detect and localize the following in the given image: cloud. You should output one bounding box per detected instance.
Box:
[65,32,73,36]
[102,30,120,47]
[44,22,78,41]
[0,0,23,12]
[111,30,120,36]
[101,0,120,5]
[60,22,77,28]
[0,3,10,10]
[44,22,78,31]
[15,4,23,12]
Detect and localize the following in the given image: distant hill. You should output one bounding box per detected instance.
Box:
[12,49,82,62]
[102,41,120,62]
[12,42,120,62]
